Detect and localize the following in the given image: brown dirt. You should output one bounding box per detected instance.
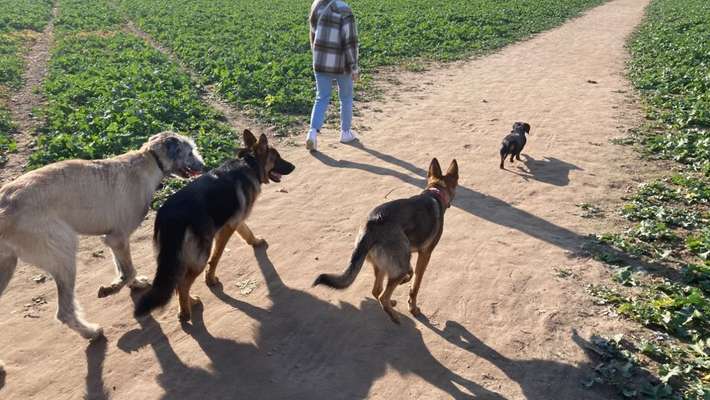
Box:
[0,5,58,185]
[0,0,652,399]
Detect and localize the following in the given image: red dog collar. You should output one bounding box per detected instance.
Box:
[427,187,450,208]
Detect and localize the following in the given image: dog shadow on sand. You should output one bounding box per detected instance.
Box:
[417,317,626,400]
[117,246,508,399]
[312,143,584,250]
[85,336,110,400]
[503,155,582,187]
[311,143,680,281]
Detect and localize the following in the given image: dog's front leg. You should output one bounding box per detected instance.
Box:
[205,225,237,286]
[98,234,149,298]
[236,223,266,247]
[408,250,432,316]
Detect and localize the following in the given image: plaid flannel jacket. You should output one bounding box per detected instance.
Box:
[310,0,359,74]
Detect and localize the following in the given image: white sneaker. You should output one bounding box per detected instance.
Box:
[305,129,317,151]
[339,129,358,143]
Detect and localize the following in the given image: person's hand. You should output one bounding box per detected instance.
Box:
[352,71,360,82]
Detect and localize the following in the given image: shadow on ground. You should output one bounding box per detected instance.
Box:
[502,155,582,186]
[312,142,679,281]
[117,246,518,399]
[418,317,623,400]
[314,142,584,251]
[85,336,109,400]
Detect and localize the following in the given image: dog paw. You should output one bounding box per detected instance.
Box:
[83,325,105,341]
[129,276,151,290]
[178,311,192,322]
[97,285,118,298]
[251,238,267,247]
[409,305,421,316]
[205,275,220,286]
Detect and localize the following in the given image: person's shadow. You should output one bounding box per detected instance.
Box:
[418,317,623,400]
[313,143,585,250]
[313,143,678,281]
[118,245,506,399]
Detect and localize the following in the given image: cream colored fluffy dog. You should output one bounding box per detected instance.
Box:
[0,132,204,341]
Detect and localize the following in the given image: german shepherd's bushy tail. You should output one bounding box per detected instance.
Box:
[134,219,188,317]
[313,230,374,289]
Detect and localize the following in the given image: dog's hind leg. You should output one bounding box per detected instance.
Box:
[379,276,404,324]
[98,234,148,298]
[0,244,15,379]
[45,235,103,340]
[52,265,103,340]
[408,250,432,316]
[205,225,237,286]
[177,267,202,321]
[0,244,17,298]
[237,223,266,247]
[371,261,385,301]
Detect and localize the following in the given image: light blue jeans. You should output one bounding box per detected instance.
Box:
[309,72,353,133]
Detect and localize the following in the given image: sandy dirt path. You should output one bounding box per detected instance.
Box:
[0,0,651,398]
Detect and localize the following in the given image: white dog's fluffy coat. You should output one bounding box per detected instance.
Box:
[0,132,204,342]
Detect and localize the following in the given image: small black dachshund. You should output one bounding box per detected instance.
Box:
[499,122,531,169]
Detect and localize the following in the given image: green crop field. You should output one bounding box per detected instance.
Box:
[34,0,236,169]
[3,0,710,398]
[116,0,605,127]
[0,0,53,162]
[588,0,710,398]
[26,0,606,173]
[629,0,710,174]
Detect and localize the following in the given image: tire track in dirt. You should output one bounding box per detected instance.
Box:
[0,4,59,185]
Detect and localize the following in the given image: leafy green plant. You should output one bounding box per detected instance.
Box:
[115,0,605,129]
[0,1,53,161]
[0,0,53,33]
[33,32,237,168]
[597,1,710,396]
[628,0,710,173]
[686,228,710,261]
[28,0,241,201]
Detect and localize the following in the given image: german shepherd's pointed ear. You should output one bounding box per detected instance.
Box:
[428,158,443,179]
[243,129,257,148]
[446,159,459,180]
[257,133,268,153]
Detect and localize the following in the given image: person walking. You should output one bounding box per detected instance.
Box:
[306,0,360,151]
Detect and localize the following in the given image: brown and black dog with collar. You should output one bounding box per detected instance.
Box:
[135,129,295,321]
[314,158,459,323]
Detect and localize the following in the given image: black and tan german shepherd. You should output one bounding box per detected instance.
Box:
[499,121,531,169]
[135,130,295,321]
[314,158,459,324]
